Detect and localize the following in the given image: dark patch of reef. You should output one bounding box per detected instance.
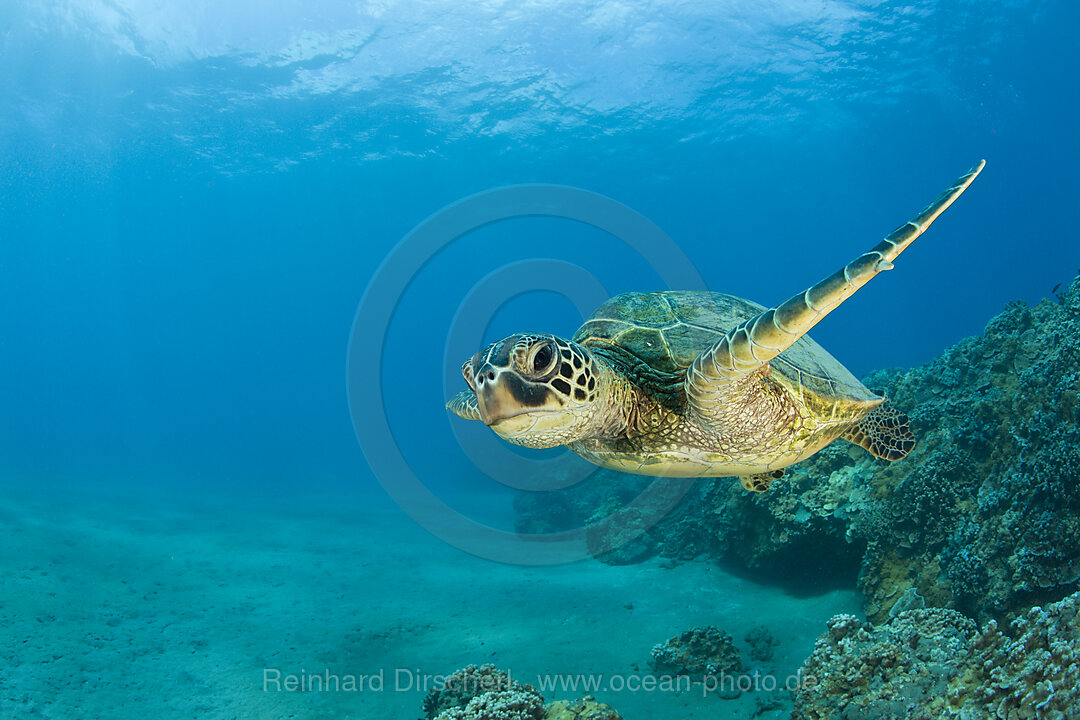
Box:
[421,664,622,720]
[650,626,743,698]
[649,626,742,677]
[516,278,1080,624]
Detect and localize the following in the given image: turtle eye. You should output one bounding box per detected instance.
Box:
[529,341,556,376]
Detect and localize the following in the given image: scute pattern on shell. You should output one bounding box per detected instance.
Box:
[572,291,878,407]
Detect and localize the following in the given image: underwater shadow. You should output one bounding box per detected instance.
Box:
[712,537,866,599]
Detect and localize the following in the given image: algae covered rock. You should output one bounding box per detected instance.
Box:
[650,626,743,678]
[650,626,745,698]
[793,588,1080,720]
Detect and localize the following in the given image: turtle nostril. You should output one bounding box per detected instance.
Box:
[486,370,495,381]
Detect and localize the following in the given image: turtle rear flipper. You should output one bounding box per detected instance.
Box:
[842,403,915,461]
[740,469,785,492]
[685,160,985,418]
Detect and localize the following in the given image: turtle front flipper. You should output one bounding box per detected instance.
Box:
[447,389,482,421]
[686,160,985,418]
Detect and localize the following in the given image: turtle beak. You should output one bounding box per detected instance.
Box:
[475,366,523,426]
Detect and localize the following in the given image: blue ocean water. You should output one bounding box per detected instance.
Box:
[1,1,1077,718]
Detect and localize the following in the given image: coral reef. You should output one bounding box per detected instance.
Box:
[434,688,546,720]
[423,664,527,719]
[794,608,978,719]
[423,666,622,720]
[650,625,748,700]
[793,588,1080,720]
[650,626,743,678]
[649,626,744,699]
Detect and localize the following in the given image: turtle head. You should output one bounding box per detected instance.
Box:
[448,333,604,448]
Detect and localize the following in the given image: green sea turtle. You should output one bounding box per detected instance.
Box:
[447,161,984,492]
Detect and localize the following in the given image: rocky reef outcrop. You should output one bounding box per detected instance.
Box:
[422,664,529,719]
[793,588,1080,720]
[649,625,755,700]
[434,689,547,720]
[649,626,743,678]
[422,664,622,720]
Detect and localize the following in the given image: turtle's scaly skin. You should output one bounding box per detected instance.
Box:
[447,161,985,489]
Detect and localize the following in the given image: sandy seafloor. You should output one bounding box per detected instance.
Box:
[1,475,860,719]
